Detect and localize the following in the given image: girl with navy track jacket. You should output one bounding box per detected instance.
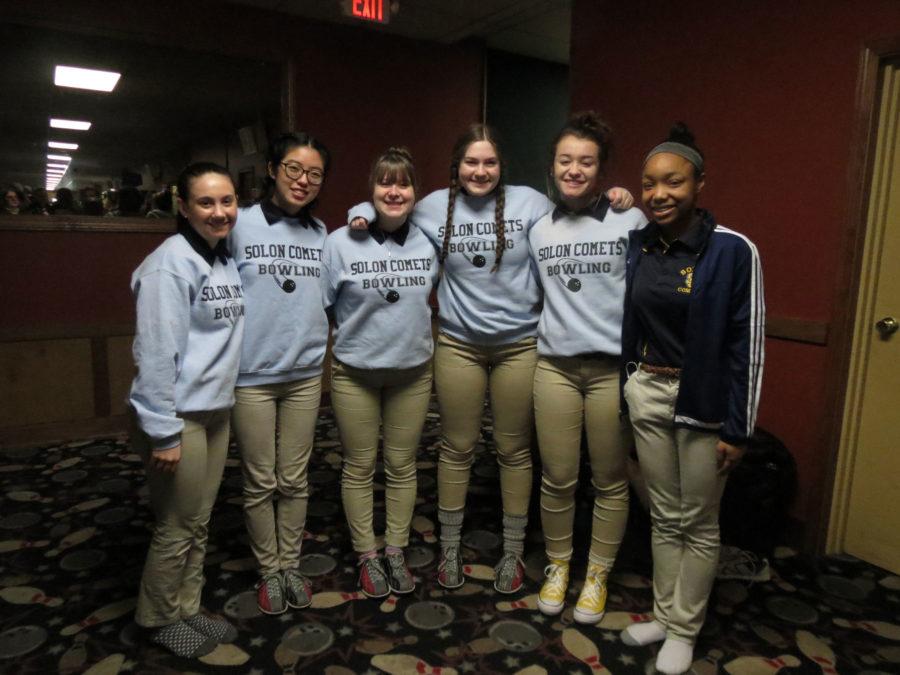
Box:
[349,124,634,595]
[619,125,765,675]
[528,112,647,624]
[324,148,439,598]
[130,162,244,658]
[229,132,331,616]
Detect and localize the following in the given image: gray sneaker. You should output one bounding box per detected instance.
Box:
[493,552,525,594]
[385,552,416,594]
[282,569,312,609]
[358,557,390,598]
[256,573,287,615]
[437,545,464,589]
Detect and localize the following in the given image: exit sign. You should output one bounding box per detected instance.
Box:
[346,0,389,24]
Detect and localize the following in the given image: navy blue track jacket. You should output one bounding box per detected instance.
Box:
[620,209,765,445]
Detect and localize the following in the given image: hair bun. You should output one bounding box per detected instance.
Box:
[667,122,696,146]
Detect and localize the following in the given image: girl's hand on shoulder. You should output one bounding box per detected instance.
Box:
[606,187,634,210]
[151,444,181,473]
[350,217,369,230]
[716,440,745,475]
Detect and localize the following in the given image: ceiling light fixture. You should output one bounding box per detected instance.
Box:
[47,154,73,162]
[48,141,79,150]
[54,65,121,93]
[50,118,92,131]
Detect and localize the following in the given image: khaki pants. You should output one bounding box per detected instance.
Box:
[435,333,536,518]
[534,355,630,565]
[624,367,726,642]
[232,376,321,576]
[133,409,230,628]
[331,359,432,553]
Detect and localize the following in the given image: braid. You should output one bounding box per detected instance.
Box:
[491,184,506,272]
[441,177,459,265]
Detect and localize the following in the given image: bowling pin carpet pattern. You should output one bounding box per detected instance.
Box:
[3,402,900,673]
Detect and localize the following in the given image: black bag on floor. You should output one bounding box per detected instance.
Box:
[719,427,798,557]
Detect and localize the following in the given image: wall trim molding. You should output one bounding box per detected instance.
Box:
[0,215,175,234]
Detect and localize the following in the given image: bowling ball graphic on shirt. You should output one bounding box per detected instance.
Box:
[460,237,489,268]
[557,258,582,292]
[374,273,401,303]
[270,258,296,293]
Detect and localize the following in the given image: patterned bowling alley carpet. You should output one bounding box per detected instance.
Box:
[2,399,899,674]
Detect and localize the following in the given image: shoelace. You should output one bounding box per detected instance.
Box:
[496,553,521,576]
[259,575,283,599]
[581,571,604,603]
[386,554,408,576]
[543,563,566,581]
[439,547,459,571]
[360,557,387,582]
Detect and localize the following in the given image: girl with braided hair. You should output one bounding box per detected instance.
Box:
[349,124,633,594]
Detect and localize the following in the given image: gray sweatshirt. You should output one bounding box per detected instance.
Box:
[322,222,439,370]
[528,199,647,357]
[129,229,245,448]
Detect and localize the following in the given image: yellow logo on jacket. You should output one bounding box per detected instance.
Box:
[677,266,693,294]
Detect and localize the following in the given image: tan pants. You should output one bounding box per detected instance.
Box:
[534,355,630,565]
[435,333,536,518]
[331,359,432,553]
[232,376,321,576]
[624,367,726,642]
[133,409,230,628]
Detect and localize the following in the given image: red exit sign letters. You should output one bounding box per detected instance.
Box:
[352,0,387,23]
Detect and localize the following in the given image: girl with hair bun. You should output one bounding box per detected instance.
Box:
[349,125,634,595]
[528,111,647,623]
[324,148,439,598]
[619,124,764,674]
[129,162,243,657]
[229,132,331,615]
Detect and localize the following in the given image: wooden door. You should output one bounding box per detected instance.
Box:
[830,61,900,574]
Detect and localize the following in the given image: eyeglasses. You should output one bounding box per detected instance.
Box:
[280,162,325,185]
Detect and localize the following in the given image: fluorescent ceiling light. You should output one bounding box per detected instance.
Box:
[48,141,79,150]
[47,154,72,162]
[47,163,69,169]
[50,118,92,131]
[54,65,121,92]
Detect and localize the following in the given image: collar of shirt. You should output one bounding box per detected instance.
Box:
[260,198,317,228]
[368,219,410,246]
[643,208,715,254]
[177,221,231,265]
[551,193,611,223]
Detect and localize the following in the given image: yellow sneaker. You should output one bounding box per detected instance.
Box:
[574,563,608,624]
[537,559,569,616]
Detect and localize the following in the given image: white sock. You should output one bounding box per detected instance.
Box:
[655,637,694,675]
[620,620,666,646]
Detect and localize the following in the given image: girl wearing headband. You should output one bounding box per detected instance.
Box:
[619,124,765,674]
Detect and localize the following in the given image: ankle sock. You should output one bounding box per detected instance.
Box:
[501,513,527,556]
[656,637,694,674]
[621,619,667,646]
[358,550,378,563]
[385,545,403,557]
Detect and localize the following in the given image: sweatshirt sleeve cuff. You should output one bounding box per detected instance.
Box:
[151,433,181,451]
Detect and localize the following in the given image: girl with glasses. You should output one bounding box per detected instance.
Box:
[228,132,331,615]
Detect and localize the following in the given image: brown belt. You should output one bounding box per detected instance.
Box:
[639,363,682,377]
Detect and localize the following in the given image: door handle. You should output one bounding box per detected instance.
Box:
[875,316,899,336]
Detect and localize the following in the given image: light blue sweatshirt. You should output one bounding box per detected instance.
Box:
[528,198,647,357]
[322,221,439,370]
[129,228,245,449]
[229,202,328,386]
[349,185,551,345]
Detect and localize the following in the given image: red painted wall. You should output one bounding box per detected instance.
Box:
[570,0,900,525]
[2,2,482,329]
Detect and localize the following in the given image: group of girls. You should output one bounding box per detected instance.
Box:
[128,113,763,675]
